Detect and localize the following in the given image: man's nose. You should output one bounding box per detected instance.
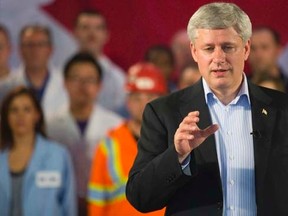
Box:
[212,48,226,64]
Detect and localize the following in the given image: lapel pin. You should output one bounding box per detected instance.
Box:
[262,108,268,115]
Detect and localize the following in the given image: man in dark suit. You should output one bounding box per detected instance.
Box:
[126,2,288,216]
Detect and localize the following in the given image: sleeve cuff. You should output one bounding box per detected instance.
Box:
[181,155,191,176]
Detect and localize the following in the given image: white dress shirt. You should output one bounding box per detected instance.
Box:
[203,75,257,215]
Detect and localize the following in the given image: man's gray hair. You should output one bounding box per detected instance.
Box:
[187,2,252,43]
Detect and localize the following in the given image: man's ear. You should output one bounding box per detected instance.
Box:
[244,39,251,61]
[190,42,198,62]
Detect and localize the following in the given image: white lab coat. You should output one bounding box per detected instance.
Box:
[46,104,123,197]
[0,66,68,120]
[97,55,126,112]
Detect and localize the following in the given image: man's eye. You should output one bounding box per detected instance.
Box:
[204,47,214,51]
[223,46,234,52]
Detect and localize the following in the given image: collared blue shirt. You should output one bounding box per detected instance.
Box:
[203,75,257,215]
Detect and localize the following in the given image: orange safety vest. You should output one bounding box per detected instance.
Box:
[88,122,165,216]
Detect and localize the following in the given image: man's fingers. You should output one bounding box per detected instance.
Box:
[177,133,194,140]
[181,115,199,126]
[178,124,198,133]
[201,124,219,138]
[188,111,200,117]
[175,128,194,139]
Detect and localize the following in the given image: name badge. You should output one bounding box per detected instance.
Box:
[36,171,61,188]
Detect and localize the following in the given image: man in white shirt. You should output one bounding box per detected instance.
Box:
[46,52,123,216]
[0,24,68,120]
[126,2,288,216]
[74,10,126,114]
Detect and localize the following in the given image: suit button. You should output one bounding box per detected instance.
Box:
[166,174,176,183]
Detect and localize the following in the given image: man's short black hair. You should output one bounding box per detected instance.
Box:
[64,52,103,81]
[75,9,107,28]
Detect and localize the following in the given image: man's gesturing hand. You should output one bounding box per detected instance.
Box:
[174,111,219,163]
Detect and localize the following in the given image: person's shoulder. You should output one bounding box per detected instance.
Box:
[107,122,129,137]
[99,55,125,74]
[261,86,288,97]
[98,124,129,149]
[251,83,288,107]
[150,86,194,107]
[264,88,288,107]
[94,105,123,121]
[38,135,69,157]
[46,107,69,127]
[49,69,63,80]
[52,104,70,117]
[1,69,25,85]
[35,135,72,169]
[48,65,62,74]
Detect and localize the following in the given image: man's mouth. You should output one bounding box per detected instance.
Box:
[210,69,230,77]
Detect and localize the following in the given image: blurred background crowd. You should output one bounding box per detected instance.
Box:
[0,0,288,216]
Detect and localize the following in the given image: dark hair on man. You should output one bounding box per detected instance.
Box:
[19,24,53,45]
[144,44,175,67]
[75,9,107,28]
[253,25,281,45]
[63,52,103,81]
[0,23,10,42]
[0,86,46,150]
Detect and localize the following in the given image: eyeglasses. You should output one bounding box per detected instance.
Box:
[21,41,50,48]
[67,75,99,85]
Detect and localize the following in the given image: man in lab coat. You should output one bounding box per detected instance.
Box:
[46,52,123,216]
[0,24,68,119]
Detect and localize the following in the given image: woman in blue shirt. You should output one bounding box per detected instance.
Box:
[0,86,77,216]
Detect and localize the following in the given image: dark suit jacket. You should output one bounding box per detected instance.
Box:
[126,79,288,216]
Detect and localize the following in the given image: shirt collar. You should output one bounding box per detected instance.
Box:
[202,73,251,105]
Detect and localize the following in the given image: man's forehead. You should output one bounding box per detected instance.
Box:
[77,14,105,25]
[194,28,242,41]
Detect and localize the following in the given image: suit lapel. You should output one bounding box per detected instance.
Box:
[249,83,276,201]
[178,80,222,196]
[178,80,218,164]
[176,80,277,206]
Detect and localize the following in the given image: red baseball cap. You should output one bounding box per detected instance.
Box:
[126,62,168,94]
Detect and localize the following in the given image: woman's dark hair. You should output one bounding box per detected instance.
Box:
[0,86,46,150]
